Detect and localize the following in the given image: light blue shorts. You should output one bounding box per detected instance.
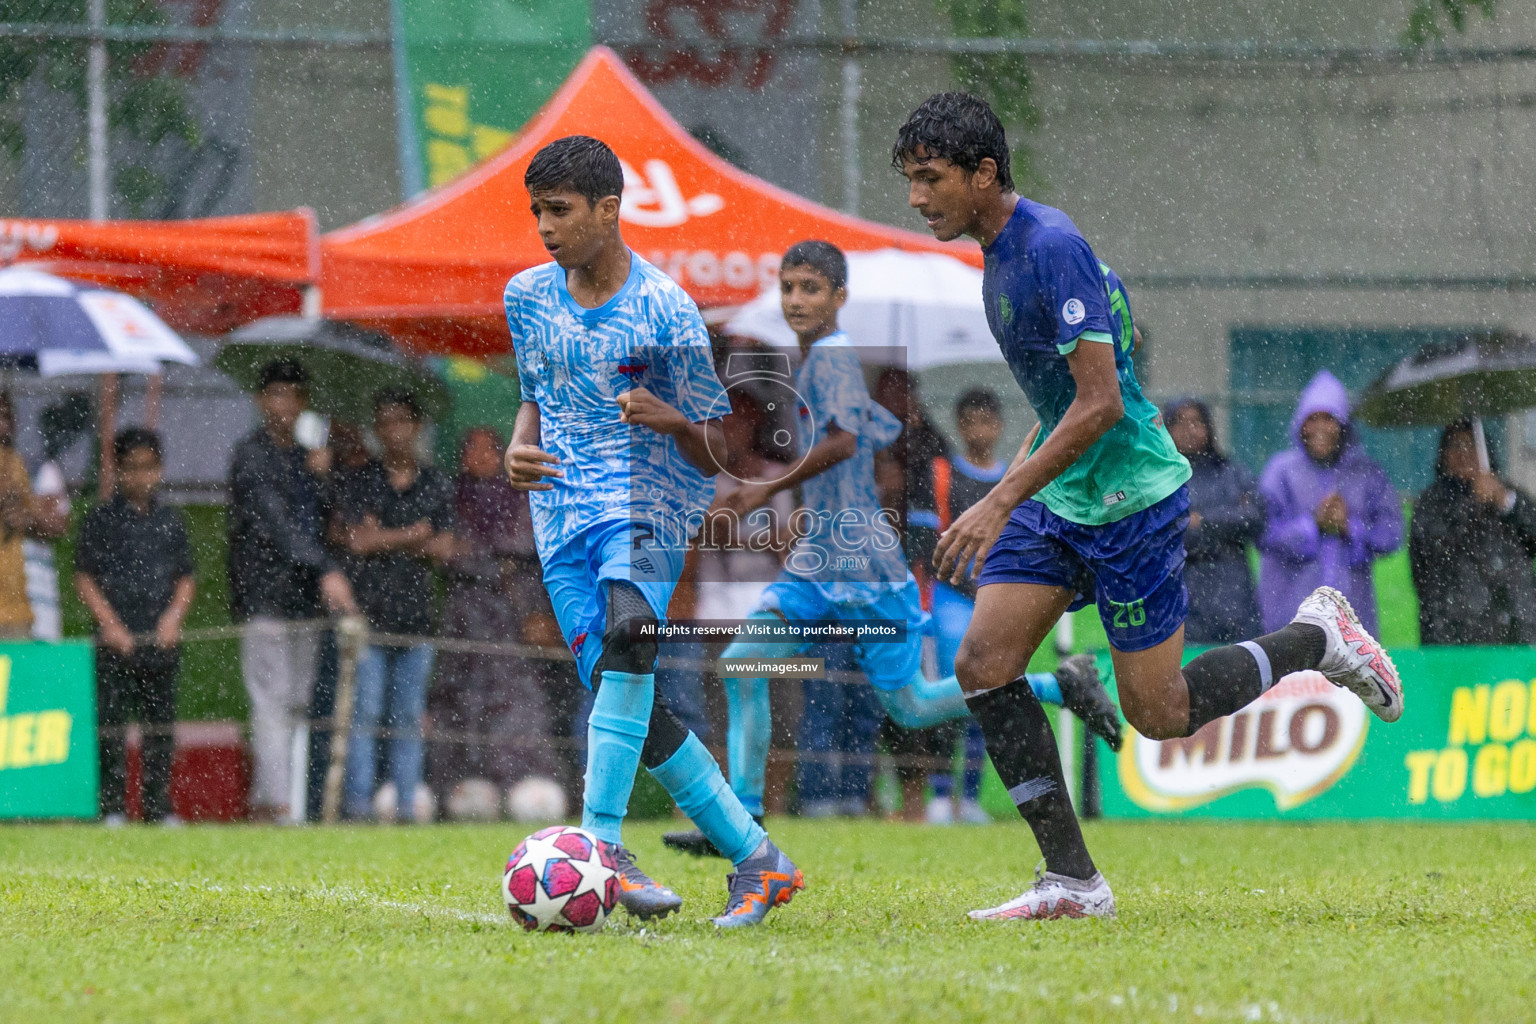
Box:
[752,572,929,691]
[540,518,686,688]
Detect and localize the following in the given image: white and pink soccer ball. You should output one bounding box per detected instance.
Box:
[502,826,620,933]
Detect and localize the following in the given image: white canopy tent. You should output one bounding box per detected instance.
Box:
[723,249,1003,370]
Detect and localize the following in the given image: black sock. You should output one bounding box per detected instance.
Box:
[639,696,690,770]
[1182,623,1326,733]
[966,680,1096,880]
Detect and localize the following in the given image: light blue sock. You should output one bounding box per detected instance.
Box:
[720,615,799,818]
[1028,671,1063,706]
[649,733,767,866]
[876,670,1063,729]
[722,676,771,817]
[876,671,970,729]
[581,670,654,845]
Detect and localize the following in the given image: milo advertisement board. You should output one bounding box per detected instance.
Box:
[1101,648,1536,819]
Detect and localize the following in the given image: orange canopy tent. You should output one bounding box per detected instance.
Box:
[320,46,981,357]
[1,210,317,335]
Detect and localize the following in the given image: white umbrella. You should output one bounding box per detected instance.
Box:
[0,266,199,377]
[723,249,1002,370]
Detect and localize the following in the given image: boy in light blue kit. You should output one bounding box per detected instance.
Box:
[662,240,1122,857]
[504,135,801,928]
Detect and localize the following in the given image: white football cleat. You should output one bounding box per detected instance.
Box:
[1291,586,1403,723]
[968,868,1116,921]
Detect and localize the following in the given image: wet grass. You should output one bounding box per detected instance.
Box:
[1,819,1531,1023]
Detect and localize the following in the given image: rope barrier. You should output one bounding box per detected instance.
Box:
[91,616,1036,820]
[120,617,890,685]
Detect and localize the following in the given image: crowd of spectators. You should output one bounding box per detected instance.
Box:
[8,354,1536,825]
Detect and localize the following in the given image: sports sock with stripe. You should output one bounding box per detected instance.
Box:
[966,678,1096,880]
[1181,623,1326,734]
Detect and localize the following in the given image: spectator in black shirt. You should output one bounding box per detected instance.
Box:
[75,428,195,825]
[1411,420,1536,644]
[228,359,358,822]
[334,389,454,822]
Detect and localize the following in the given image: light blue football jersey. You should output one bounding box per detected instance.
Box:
[505,252,730,560]
[788,331,908,605]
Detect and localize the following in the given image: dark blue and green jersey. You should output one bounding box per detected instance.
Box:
[981,198,1188,525]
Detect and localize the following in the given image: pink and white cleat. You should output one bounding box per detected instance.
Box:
[968,867,1116,921]
[1291,586,1403,723]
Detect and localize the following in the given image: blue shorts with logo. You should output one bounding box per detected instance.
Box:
[977,485,1189,652]
[540,518,685,688]
[752,572,928,691]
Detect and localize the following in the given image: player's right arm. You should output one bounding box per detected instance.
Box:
[504,401,563,492]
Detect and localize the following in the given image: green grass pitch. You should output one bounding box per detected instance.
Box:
[2,820,1532,1023]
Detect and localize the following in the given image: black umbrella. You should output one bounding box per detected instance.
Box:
[217,316,450,425]
[1355,330,1536,470]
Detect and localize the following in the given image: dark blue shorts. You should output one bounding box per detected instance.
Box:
[977,486,1189,652]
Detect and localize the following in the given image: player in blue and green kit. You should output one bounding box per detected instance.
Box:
[503,136,802,928]
[894,94,1404,920]
[661,240,1123,859]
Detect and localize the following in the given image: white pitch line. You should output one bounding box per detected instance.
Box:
[312,883,508,926]
[5,868,509,927]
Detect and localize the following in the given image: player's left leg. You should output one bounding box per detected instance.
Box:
[931,583,1116,820]
[591,547,802,928]
[585,579,681,920]
[1090,490,1397,741]
[639,690,804,928]
[1110,595,1399,741]
[661,574,825,859]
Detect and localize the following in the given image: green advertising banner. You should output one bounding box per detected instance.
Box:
[1100,648,1536,820]
[0,642,97,819]
[391,0,592,196]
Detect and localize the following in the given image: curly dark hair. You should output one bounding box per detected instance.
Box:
[891,92,1013,191]
[525,135,624,206]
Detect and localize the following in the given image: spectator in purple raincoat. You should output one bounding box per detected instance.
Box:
[1257,370,1403,634]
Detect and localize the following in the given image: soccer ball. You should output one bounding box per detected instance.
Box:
[506,775,569,823]
[502,826,620,933]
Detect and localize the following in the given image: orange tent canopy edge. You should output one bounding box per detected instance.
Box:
[319,45,982,357]
[1,209,317,335]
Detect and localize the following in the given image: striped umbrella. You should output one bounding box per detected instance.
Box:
[0,266,198,377]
